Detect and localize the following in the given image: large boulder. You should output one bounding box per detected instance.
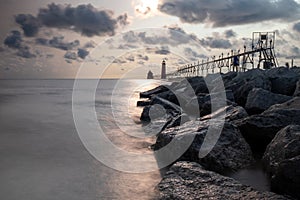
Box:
[245,88,292,114]
[158,161,291,200]
[201,105,248,122]
[235,97,300,153]
[293,80,300,97]
[140,85,169,99]
[185,90,235,116]
[263,125,300,199]
[265,67,299,96]
[154,120,253,173]
[226,69,272,106]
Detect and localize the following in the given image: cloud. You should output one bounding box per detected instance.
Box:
[293,21,300,33]
[158,0,300,27]
[16,46,36,58]
[122,28,197,47]
[77,48,89,59]
[136,6,151,15]
[184,47,207,61]
[200,37,232,49]
[155,46,170,55]
[4,31,22,48]
[125,55,135,62]
[113,58,127,64]
[224,30,237,38]
[36,36,80,51]
[15,14,41,37]
[64,51,77,60]
[3,30,37,58]
[84,41,96,48]
[137,54,149,61]
[15,3,129,37]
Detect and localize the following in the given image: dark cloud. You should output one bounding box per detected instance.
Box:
[15,3,129,37]
[122,29,196,47]
[77,48,89,59]
[15,14,41,37]
[293,21,300,33]
[16,46,36,58]
[155,46,170,55]
[158,0,300,27]
[224,30,237,38]
[84,41,96,48]
[4,30,37,58]
[137,54,149,61]
[200,37,232,49]
[4,31,22,48]
[36,36,80,51]
[184,47,207,61]
[64,51,77,60]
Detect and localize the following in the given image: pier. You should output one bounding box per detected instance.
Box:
[165,32,279,78]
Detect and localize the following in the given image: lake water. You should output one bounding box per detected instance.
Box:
[0,79,163,200]
[0,79,271,200]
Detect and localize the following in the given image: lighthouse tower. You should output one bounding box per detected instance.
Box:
[161,60,166,79]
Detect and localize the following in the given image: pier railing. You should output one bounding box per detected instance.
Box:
[164,32,279,78]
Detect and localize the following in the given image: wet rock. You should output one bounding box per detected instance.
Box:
[150,96,182,112]
[158,161,290,200]
[265,67,299,96]
[140,85,169,99]
[201,105,248,122]
[293,81,300,97]
[222,71,238,86]
[185,90,235,116]
[137,100,151,107]
[245,88,292,114]
[235,97,300,153]
[263,125,300,199]
[226,69,272,106]
[154,120,253,173]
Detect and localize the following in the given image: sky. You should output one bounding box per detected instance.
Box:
[1,0,300,79]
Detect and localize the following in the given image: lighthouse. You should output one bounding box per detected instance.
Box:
[161,60,166,79]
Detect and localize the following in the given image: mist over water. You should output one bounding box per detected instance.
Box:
[0,79,162,200]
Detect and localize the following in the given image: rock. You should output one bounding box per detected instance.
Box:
[265,67,299,96]
[226,69,272,106]
[201,105,248,122]
[245,88,292,114]
[262,125,300,199]
[293,81,300,97]
[158,161,290,200]
[235,97,300,153]
[185,90,235,116]
[137,100,151,107]
[140,85,169,99]
[271,156,300,199]
[222,71,238,86]
[154,120,253,173]
[291,66,300,75]
[155,90,179,105]
[150,96,182,112]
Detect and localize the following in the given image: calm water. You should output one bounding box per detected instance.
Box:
[0,79,271,200]
[0,79,163,200]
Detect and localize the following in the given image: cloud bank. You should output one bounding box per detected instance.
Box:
[15,3,129,37]
[158,0,300,27]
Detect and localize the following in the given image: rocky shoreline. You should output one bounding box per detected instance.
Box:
[138,67,300,199]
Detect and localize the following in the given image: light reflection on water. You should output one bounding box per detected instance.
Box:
[0,79,272,199]
[0,79,164,200]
